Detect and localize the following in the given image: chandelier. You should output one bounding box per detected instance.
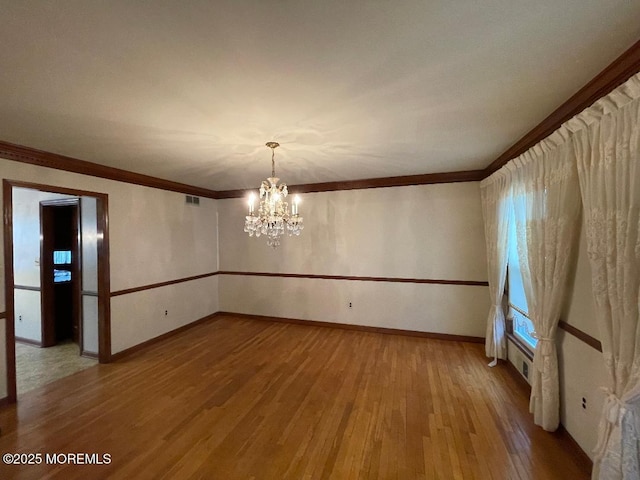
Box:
[244,142,304,248]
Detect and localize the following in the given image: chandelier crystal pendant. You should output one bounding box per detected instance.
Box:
[244,142,304,248]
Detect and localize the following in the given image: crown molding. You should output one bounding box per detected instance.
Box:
[3,37,638,194]
[215,169,484,199]
[1,139,483,199]
[484,38,640,178]
[0,140,218,199]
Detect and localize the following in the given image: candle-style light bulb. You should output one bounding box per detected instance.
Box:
[248,193,255,215]
[293,195,300,215]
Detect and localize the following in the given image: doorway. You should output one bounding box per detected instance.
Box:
[40,199,81,348]
[3,179,112,403]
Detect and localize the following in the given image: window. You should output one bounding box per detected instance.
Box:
[53,250,71,264]
[507,206,537,349]
[53,250,72,283]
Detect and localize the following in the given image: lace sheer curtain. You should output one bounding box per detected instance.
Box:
[481,71,640,469]
[570,74,640,480]
[508,133,582,432]
[480,172,512,365]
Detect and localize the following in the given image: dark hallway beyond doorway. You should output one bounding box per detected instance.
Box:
[40,200,80,347]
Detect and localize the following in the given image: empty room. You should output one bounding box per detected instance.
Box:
[0,2,639,479]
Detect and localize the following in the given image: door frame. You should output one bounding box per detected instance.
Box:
[40,198,81,349]
[3,179,111,403]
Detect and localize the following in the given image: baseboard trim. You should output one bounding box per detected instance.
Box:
[502,357,592,474]
[217,311,485,344]
[81,351,99,359]
[556,424,593,475]
[110,313,221,362]
[15,336,43,347]
[0,396,9,408]
[111,308,483,364]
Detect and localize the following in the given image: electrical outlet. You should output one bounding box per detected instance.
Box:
[582,397,587,410]
[349,302,352,308]
[18,315,22,322]
[164,310,168,316]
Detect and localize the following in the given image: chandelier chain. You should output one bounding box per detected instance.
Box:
[271,146,276,178]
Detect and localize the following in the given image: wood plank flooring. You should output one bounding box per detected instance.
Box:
[0,315,590,479]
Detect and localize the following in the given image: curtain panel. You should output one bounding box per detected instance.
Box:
[569,74,640,480]
[480,171,512,365]
[482,72,640,477]
[508,134,582,432]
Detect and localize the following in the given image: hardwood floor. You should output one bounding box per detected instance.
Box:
[0,315,590,479]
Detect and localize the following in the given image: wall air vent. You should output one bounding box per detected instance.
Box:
[186,195,200,205]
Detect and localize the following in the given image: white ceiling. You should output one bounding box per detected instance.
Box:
[1,1,639,191]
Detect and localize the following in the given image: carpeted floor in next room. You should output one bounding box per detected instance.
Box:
[15,341,97,395]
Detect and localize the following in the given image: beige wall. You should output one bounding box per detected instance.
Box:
[0,157,220,398]
[559,220,606,459]
[218,182,490,335]
[557,331,607,460]
[111,275,218,353]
